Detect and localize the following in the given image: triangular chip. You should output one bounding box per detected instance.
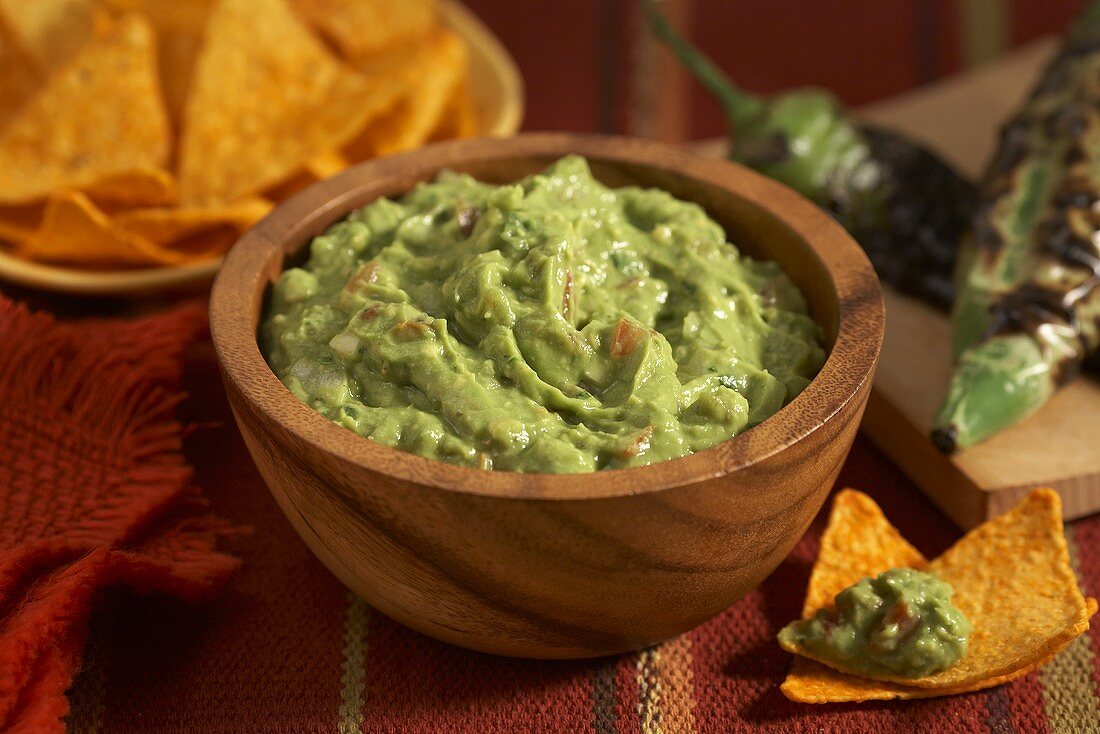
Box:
[83,168,179,207]
[114,196,271,244]
[430,80,479,142]
[304,150,351,180]
[104,0,215,126]
[0,0,100,71]
[290,0,436,58]
[22,190,192,267]
[178,0,398,205]
[800,489,927,615]
[169,227,240,259]
[916,489,1093,688]
[782,490,930,702]
[264,150,350,202]
[0,202,42,247]
[783,599,1100,703]
[0,34,38,129]
[0,14,170,204]
[780,489,1098,702]
[344,28,467,160]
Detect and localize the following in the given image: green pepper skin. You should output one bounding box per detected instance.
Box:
[932,0,1100,451]
[731,89,875,205]
[645,0,975,310]
[932,335,1057,452]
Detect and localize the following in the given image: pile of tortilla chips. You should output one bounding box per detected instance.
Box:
[0,0,478,270]
[780,488,1098,703]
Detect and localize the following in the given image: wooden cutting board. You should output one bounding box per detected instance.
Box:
[695,38,1100,528]
[858,39,1100,529]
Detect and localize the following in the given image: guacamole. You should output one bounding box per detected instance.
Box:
[778,568,973,679]
[261,156,825,472]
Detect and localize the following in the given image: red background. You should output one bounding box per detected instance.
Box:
[465,0,1085,138]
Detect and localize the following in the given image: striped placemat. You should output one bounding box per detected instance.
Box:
[62,347,1100,733]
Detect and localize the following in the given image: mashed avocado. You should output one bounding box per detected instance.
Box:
[261,156,825,472]
[778,568,973,678]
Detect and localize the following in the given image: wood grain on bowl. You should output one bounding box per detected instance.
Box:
[209,134,884,658]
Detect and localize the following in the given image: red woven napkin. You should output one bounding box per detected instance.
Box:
[0,296,240,734]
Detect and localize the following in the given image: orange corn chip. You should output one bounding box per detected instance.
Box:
[780,489,1098,703]
[781,490,930,703]
[0,14,170,204]
[0,0,99,71]
[800,490,927,615]
[264,151,350,202]
[83,168,179,207]
[0,35,37,129]
[104,0,214,126]
[784,599,1100,704]
[114,196,272,244]
[178,0,400,205]
[22,190,192,267]
[0,202,42,247]
[914,490,1094,688]
[345,28,467,160]
[431,80,479,142]
[290,0,436,58]
[167,226,240,259]
[305,150,351,180]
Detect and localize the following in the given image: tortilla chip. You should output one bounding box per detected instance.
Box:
[0,14,170,204]
[0,0,100,71]
[344,28,467,160]
[83,168,179,207]
[783,600,1100,703]
[780,489,1098,702]
[114,196,271,244]
[178,0,400,205]
[168,226,239,259]
[103,0,214,126]
[305,150,351,179]
[781,490,932,702]
[22,190,193,267]
[431,80,479,142]
[784,659,921,703]
[0,202,42,246]
[264,150,350,202]
[290,0,436,58]
[915,490,1094,688]
[0,35,37,130]
[801,490,927,615]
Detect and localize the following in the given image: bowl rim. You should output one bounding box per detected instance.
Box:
[210,132,884,500]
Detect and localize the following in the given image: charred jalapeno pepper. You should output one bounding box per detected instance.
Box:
[645,0,976,310]
[932,1,1100,452]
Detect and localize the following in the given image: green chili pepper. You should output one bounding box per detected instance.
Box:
[645,0,975,309]
[932,1,1100,451]
[642,0,972,310]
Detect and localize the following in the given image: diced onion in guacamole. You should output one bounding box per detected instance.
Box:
[261,156,825,472]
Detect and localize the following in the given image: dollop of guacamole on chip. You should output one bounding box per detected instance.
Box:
[779,567,973,679]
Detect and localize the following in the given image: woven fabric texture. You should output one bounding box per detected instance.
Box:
[0,298,239,733]
[51,322,1100,733]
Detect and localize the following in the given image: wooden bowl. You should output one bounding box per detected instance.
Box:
[210,133,884,659]
[0,0,523,297]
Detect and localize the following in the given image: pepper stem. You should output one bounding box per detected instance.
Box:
[643,0,766,135]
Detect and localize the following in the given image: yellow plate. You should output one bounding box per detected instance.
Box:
[0,0,524,296]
